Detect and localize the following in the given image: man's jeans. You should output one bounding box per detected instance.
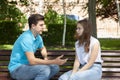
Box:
[10,64,59,80]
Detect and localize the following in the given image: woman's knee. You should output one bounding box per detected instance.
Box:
[58,71,72,80]
[59,75,69,80]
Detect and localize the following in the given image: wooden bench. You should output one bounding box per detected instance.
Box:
[0,50,120,80]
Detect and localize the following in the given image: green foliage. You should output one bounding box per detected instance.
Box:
[0,0,27,27]
[96,0,117,20]
[44,9,77,46]
[44,9,63,24]
[99,0,112,7]
[19,0,30,6]
[44,9,77,25]
[0,21,22,44]
[42,24,76,46]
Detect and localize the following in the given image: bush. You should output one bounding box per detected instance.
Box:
[0,21,22,44]
[42,24,76,46]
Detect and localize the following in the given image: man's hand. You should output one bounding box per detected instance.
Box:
[54,55,68,65]
[44,57,48,60]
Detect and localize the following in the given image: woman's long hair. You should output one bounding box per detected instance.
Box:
[74,18,92,53]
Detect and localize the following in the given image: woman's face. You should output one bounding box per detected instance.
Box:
[76,23,84,37]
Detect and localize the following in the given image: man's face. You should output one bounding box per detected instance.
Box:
[32,20,45,34]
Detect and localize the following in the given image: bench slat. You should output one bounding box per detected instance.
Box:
[102,68,120,72]
[102,57,120,62]
[0,50,120,80]
[102,63,120,67]
[0,69,8,72]
[0,62,9,66]
[102,73,120,77]
[0,56,10,61]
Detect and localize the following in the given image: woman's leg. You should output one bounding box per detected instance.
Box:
[49,64,60,78]
[58,70,72,80]
[69,64,102,80]
[11,64,51,80]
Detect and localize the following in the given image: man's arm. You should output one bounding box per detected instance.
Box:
[40,46,48,60]
[25,51,68,65]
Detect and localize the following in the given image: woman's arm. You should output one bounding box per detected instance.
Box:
[68,53,80,80]
[78,42,100,72]
[71,54,80,74]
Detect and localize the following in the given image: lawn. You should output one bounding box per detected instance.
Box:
[0,44,13,50]
[0,39,120,50]
[99,38,120,50]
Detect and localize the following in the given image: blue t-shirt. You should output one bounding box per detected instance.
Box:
[8,30,44,73]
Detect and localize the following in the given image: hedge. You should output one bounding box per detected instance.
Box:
[42,24,76,46]
[0,22,76,46]
[0,21,22,44]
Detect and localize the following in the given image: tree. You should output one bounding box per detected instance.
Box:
[88,0,97,38]
[115,0,120,26]
[96,0,117,21]
[88,0,117,38]
[62,0,67,47]
[0,0,27,27]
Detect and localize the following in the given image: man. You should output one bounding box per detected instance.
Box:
[8,14,67,80]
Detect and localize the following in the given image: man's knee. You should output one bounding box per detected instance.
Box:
[33,65,51,76]
[54,65,60,72]
[50,64,60,72]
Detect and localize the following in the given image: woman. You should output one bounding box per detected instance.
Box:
[58,18,103,80]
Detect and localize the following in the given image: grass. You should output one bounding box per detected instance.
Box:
[0,44,13,50]
[0,39,120,50]
[99,38,120,50]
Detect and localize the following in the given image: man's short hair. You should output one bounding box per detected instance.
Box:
[28,14,44,29]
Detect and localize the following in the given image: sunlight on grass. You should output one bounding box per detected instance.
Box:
[46,46,75,50]
[0,39,120,51]
[101,46,119,50]
[0,44,119,50]
[0,45,13,50]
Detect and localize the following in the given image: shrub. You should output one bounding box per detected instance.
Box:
[0,21,22,44]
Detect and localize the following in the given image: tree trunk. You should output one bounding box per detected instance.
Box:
[88,0,97,38]
[116,0,120,26]
[62,0,66,46]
